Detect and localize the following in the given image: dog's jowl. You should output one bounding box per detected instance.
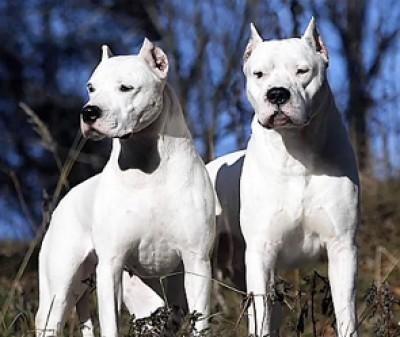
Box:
[207,18,359,337]
[36,39,215,337]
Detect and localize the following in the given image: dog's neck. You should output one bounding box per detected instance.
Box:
[251,81,352,176]
[109,84,191,174]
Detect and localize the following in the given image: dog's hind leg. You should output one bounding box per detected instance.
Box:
[36,175,100,337]
[36,271,75,337]
[36,273,54,337]
[36,238,74,337]
[36,252,95,337]
[36,223,95,336]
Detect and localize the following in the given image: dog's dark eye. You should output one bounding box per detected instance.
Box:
[87,83,95,93]
[119,84,134,92]
[253,71,264,79]
[296,68,310,75]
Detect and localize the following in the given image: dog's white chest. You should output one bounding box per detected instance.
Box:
[93,185,180,264]
[273,178,327,260]
[241,161,338,267]
[277,204,333,267]
[92,162,212,276]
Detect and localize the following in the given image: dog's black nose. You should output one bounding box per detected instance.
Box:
[81,105,101,124]
[266,87,291,105]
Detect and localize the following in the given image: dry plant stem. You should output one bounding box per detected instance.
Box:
[0,222,45,327]
[250,293,257,336]
[311,273,317,337]
[137,270,247,296]
[4,312,23,336]
[0,134,86,326]
[358,249,400,324]
[234,294,252,330]
[159,276,169,309]
[19,102,66,189]
[51,133,86,208]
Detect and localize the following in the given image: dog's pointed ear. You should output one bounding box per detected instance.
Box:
[139,38,169,79]
[302,17,328,64]
[101,45,113,62]
[243,23,263,64]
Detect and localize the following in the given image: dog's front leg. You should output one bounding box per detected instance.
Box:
[182,253,212,332]
[245,248,277,337]
[327,237,358,337]
[96,258,123,337]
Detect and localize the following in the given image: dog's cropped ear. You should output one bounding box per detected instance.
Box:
[302,17,328,64]
[139,38,169,79]
[101,45,113,62]
[243,23,263,64]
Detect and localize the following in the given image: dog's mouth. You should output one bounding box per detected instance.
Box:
[81,122,106,140]
[259,110,293,129]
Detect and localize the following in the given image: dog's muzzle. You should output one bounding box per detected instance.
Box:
[260,87,294,129]
[263,111,292,129]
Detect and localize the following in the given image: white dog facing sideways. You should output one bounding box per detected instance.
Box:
[35,39,215,337]
[207,18,359,337]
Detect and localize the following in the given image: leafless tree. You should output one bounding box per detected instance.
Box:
[311,0,400,173]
